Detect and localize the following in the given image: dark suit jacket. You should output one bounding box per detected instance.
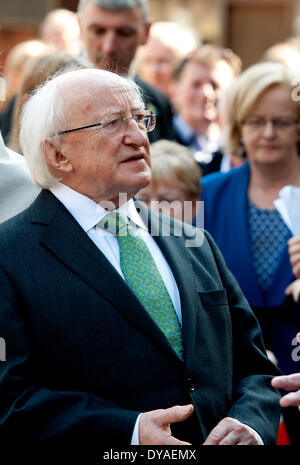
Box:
[0,190,281,452]
[172,125,225,176]
[134,75,176,143]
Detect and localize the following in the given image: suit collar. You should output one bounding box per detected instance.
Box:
[49,183,147,233]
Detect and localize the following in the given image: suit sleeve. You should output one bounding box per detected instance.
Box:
[203,231,282,445]
[0,264,140,450]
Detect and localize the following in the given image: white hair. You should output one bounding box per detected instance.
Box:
[19,68,144,188]
[77,0,148,23]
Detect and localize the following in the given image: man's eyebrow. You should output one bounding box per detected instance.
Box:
[103,106,144,116]
[88,23,105,30]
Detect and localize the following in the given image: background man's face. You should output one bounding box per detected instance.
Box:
[79,4,150,75]
[171,61,219,135]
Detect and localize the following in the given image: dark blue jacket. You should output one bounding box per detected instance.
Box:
[201,162,300,374]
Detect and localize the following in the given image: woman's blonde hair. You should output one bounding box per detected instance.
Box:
[222,61,300,156]
[150,139,201,199]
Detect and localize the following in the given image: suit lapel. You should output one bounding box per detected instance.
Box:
[30,191,180,360]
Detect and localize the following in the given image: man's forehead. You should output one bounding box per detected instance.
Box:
[69,82,143,118]
[65,78,136,100]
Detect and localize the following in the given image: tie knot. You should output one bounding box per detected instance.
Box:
[98,212,132,236]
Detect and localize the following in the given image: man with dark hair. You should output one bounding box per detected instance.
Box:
[77,0,175,143]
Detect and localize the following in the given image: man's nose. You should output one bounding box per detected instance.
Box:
[123,118,148,145]
[101,32,117,54]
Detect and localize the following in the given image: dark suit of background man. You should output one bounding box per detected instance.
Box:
[0,67,281,456]
[77,0,175,143]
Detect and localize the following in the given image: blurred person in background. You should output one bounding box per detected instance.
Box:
[201,61,300,377]
[169,45,242,175]
[0,129,39,223]
[8,50,91,154]
[77,0,175,143]
[260,38,300,73]
[200,61,300,442]
[136,139,201,223]
[134,21,199,98]
[0,40,52,143]
[39,8,82,55]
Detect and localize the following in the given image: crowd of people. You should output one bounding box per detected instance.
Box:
[0,0,299,453]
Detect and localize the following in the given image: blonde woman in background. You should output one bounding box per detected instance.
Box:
[201,61,300,378]
[136,139,201,223]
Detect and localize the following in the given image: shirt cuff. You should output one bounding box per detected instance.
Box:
[245,424,264,444]
[130,413,142,445]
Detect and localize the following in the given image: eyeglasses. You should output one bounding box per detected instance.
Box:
[51,110,156,137]
[242,116,299,131]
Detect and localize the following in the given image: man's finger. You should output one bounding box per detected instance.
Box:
[280,391,300,408]
[203,418,233,445]
[139,406,194,445]
[289,251,300,267]
[217,431,240,445]
[272,373,300,390]
[288,237,300,247]
[160,404,194,426]
[163,436,192,446]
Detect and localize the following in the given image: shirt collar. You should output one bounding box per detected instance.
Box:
[49,182,147,233]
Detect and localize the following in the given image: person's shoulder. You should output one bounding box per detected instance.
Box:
[0,205,33,246]
[134,75,171,107]
[201,161,249,190]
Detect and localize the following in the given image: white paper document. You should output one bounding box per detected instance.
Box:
[274,185,300,236]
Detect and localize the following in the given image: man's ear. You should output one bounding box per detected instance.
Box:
[168,79,178,108]
[42,139,74,174]
[141,19,153,45]
[77,11,84,39]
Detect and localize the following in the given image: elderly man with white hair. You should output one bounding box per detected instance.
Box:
[0,68,281,457]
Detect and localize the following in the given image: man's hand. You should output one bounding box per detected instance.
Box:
[272,372,300,411]
[203,417,261,445]
[285,279,300,302]
[139,404,194,445]
[288,237,300,278]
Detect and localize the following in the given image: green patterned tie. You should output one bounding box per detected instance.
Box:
[98,212,183,360]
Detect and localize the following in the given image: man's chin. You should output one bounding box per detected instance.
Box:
[95,57,127,75]
[129,175,151,197]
